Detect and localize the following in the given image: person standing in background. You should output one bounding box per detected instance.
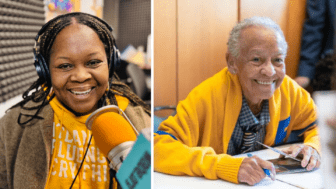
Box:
[294,0,335,88]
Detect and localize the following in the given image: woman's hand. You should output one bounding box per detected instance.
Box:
[281,144,321,171]
[327,118,336,130]
[294,76,310,88]
[238,155,276,185]
[327,118,336,171]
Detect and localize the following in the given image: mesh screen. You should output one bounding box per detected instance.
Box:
[117,0,151,52]
[0,0,45,103]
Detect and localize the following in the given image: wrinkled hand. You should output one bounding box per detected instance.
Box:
[294,76,310,88]
[326,118,336,172]
[238,155,276,185]
[281,144,321,171]
[327,118,336,130]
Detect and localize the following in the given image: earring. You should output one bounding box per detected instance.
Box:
[106,82,110,92]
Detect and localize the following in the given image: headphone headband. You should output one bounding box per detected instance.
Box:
[35,12,113,41]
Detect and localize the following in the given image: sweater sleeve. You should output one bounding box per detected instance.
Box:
[154,80,245,184]
[0,107,20,189]
[124,104,151,132]
[287,79,320,153]
[0,125,8,189]
[154,134,244,183]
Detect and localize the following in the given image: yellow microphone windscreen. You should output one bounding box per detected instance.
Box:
[91,112,137,156]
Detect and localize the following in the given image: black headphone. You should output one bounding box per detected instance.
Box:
[33,12,120,87]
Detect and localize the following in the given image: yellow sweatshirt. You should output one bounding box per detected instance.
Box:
[154,67,319,184]
[45,95,129,189]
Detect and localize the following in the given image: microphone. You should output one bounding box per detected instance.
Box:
[86,105,151,189]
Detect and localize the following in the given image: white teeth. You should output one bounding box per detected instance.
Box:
[70,88,92,95]
[256,80,274,85]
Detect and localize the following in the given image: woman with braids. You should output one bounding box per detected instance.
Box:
[0,12,150,189]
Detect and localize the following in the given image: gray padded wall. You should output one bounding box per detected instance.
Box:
[0,0,45,103]
[117,0,151,52]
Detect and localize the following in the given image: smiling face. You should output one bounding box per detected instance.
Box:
[227,26,286,107]
[49,23,109,115]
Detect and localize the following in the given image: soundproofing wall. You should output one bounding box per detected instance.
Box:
[117,0,151,52]
[0,0,45,103]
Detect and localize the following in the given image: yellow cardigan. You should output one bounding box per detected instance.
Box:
[154,67,319,184]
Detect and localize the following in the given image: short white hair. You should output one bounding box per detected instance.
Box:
[227,16,288,58]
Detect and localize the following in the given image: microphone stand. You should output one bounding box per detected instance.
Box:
[109,169,118,189]
[109,160,125,189]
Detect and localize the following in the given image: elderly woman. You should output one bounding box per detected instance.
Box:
[154,16,320,185]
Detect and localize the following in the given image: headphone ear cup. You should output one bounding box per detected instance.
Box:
[109,46,121,77]
[34,54,51,86]
[114,48,121,69]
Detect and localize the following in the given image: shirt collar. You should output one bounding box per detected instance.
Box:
[238,96,270,129]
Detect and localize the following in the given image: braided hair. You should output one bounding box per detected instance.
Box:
[12,12,150,125]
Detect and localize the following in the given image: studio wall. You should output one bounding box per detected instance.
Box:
[154,0,307,107]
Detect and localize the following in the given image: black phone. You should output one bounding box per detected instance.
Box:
[268,157,310,174]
